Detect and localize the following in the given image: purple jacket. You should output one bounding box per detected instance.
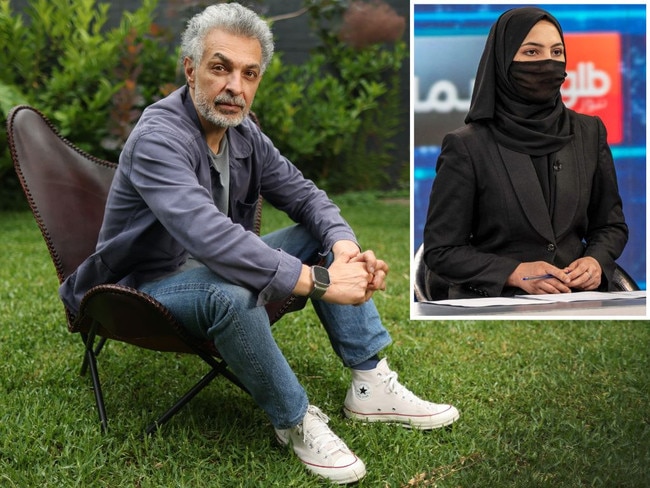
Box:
[59,85,357,315]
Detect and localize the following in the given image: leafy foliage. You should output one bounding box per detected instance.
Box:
[252,0,408,193]
[0,0,178,175]
[0,0,407,201]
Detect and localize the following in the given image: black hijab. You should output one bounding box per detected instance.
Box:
[465,7,573,156]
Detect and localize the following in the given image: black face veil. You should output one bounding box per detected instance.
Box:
[464,7,573,155]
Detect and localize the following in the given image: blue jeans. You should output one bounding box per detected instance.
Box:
[139,225,392,429]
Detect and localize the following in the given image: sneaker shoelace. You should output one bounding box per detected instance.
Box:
[301,408,349,457]
[382,371,428,406]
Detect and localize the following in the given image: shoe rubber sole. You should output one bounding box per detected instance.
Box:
[343,405,460,430]
[304,458,366,485]
[275,433,367,484]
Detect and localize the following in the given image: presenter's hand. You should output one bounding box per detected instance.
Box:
[565,256,602,290]
[507,261,572,294]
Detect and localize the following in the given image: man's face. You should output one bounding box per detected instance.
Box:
[185,29,263,129]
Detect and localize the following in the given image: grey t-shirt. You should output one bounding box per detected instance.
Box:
[209,136,230,215]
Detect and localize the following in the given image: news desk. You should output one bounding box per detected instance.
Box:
[412,291,646,318]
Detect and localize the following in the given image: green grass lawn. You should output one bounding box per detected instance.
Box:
[1,197,648,487]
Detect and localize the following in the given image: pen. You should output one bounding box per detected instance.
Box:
[522,273,554,281]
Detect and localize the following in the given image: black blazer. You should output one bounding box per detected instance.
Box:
[423,110,628,299]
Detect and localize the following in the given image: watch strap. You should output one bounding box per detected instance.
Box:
[309,284,328,300]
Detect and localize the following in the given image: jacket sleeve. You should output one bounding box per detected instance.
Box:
[251,125,358,255]
[423,130,519,297]
[124,129,305,305]
[582,116,629,285]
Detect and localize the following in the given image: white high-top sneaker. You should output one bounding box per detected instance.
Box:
[343,358,460,430]
[275,405,366,484]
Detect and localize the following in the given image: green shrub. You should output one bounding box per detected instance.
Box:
[0,0,178,177]
[252,0,408,193]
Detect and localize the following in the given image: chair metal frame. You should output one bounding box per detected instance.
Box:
[7,105,304,434]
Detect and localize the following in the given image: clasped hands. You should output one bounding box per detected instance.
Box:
[324,240,389,305]
[508,256,601,294]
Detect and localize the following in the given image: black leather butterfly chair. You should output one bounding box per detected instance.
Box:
[413,243,639,301]
[7,105,306,434]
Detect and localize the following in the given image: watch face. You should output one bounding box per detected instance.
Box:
[313,266,330,286]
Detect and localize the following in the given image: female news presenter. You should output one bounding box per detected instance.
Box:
[422,6,628,299]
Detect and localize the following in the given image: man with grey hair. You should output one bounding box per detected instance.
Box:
[60,2,459,484]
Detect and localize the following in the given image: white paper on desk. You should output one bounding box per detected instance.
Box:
[424,297,540,307]
[422,290,646,308]
[514,290,646,303]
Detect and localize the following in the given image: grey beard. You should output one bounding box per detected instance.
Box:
[195,88,248,128]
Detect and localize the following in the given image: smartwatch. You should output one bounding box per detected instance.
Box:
[309,265,330,300]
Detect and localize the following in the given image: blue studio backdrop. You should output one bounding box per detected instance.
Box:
[413,3,647,289]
